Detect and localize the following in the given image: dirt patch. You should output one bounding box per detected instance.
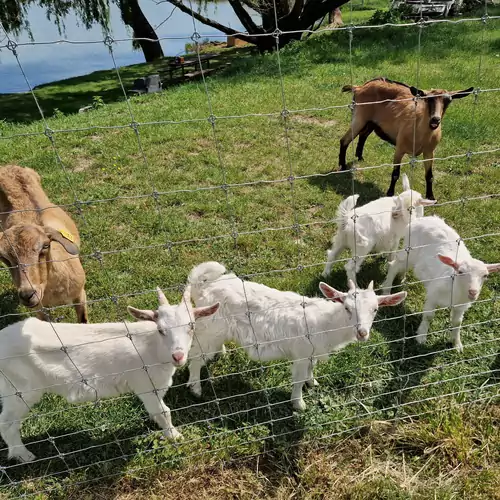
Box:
[187,210,204,221]
[291,115,338,128]
[73,157,94,172]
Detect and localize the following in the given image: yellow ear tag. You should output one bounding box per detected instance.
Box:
[58,229,75,243]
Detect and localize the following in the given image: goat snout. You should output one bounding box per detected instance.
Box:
[468,289,479,300]
[356,328,369,341]
[429,116,441,130]
[18,289,39,308]
[172,351,185,365]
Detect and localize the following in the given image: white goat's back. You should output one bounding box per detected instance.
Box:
[404,216,471,278]
[188,263,351,360]
[0,318,161,400]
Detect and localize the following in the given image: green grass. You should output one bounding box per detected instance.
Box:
[0,6,500,499]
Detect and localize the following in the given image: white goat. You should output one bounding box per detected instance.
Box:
[0,287,219,463]
[381,215,500,352]
[186,262,407,411]
[322,174,436,282]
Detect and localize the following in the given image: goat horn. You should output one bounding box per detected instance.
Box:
[156,287,169,306]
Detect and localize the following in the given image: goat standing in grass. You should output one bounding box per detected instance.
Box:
[338,78,473,200]
[381,215,500,352]
[0,165,88,322]
[322,174,436,283]
[186,262,407,411]
[0,286,219,463]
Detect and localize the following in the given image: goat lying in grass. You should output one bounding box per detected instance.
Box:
[0,286,219,463]
[338,77,473,200]
[186,262,407,411]
[381,215,500,352]
[322,174,436,283]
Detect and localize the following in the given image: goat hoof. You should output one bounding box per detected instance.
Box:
[188,383,202,397]
[292,398,307,411]
[164,428,182,440]
[357,156,364,162]
[454,342,464,353]
[306,378,319,388]
[415,334,427,345]
[10,449,36,463]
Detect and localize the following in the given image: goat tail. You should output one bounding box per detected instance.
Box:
[188,261,227,290]
[402,173,410,191]
[341,85,354,93]
[336,194,360,221]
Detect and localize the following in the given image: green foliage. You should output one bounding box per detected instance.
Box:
[367,4,413,24]
[0,0,110,36]
[92,95,105,109]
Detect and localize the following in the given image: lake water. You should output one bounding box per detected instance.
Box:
[0,1,256,94]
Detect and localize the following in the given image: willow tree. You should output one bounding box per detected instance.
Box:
[166,0,350,52]
[0,0,164,62]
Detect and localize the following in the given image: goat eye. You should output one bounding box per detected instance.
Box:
[42,243,50,250]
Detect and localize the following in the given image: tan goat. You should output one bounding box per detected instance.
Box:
[0,165,88,322]
[338,78,473,200]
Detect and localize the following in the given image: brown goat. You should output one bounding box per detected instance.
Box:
[338,78,473,200]
[0,165,88,322]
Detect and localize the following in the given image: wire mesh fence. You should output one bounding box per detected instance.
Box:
[0,0,499,497]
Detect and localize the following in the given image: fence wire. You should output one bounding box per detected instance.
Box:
[0,0,499,497]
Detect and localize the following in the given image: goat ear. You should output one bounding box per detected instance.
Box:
[410,86,425,98]
[392,197,403,219]
[486,263,500,274]
[367,280,374,290]
[378,291,407,307]
[45,228,80,255]
[193,302,220,320]
[127,306,158,322]
[319,282,345,303]
[437,254,459,270]
[418,198,437,206]
[451,87,474,99]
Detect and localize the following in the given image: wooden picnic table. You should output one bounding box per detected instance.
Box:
[168,53,220,81]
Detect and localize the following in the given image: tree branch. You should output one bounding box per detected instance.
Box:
[165,0,258,43]
[228,0,263,34]
[298,0,349,30]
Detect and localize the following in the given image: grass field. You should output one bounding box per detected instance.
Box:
[0,3,499,498]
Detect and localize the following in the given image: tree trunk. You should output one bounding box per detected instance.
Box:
[120,0,164,62]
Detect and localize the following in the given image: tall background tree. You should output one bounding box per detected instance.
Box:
[165,0,350,52]
[1,0,348,61]
[0,0,163,62]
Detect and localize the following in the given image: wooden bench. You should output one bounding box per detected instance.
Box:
[184,68,216,79]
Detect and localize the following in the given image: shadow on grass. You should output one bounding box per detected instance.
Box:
[305,257,388,297]
[0,289,22,330]
[371,298,442,416]
[2,360,304,490]
[0,48,257,124]
[308,168,385,205]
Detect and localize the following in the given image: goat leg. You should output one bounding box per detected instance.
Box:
[423,149,435,200]
[386,149,405,196]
